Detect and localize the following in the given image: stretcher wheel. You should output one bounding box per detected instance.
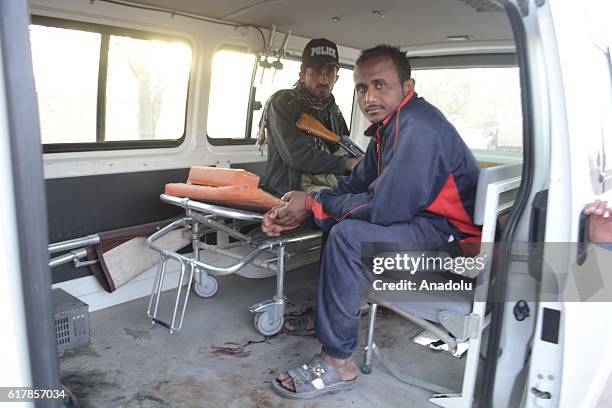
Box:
[193,275,218,298]
[254,312,283,336]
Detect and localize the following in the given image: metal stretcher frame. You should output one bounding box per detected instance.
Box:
[145,194,322,335]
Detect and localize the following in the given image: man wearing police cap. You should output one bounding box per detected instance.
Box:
[258,38,362,197]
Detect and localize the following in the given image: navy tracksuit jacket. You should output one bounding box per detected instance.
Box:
[307,91,482,359]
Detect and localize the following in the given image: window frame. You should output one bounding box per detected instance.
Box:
[206,45,355,146]
[409,53,522,162]
[206,45,259,146]
[30,15,193,153]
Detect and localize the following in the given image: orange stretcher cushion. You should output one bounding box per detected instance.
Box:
[187,166,260,187]
[164,183,282,212]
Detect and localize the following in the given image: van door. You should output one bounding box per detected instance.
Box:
[516,1,612,407]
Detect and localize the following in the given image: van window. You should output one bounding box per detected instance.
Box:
[206,49,257,143]
[207,48,354,144]
[412,67,522,153]
[29,17,192,152]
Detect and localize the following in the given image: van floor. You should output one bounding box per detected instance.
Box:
[59,264,471,408]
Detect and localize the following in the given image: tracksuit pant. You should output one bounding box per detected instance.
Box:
[315,217,449,359]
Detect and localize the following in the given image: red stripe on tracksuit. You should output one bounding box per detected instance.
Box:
[425,174,482,242]
[307,194,334,220]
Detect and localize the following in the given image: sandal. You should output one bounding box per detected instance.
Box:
[284,313,316,337]
[272,354,358,400]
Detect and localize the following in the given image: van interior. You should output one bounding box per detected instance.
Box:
[6,0,584,406]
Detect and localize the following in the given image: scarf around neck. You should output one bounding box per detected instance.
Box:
[256,81,342,149]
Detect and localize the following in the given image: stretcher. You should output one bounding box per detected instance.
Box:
[145,193,322,335]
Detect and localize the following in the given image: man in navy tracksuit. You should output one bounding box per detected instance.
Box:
[264,45,481,399]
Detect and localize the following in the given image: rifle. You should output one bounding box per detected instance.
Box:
[296,112,365,157]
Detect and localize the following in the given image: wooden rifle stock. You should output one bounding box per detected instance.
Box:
[296,112,365,157]
[296,112,341,143]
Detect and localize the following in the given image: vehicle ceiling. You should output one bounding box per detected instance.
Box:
[122,0,513,52]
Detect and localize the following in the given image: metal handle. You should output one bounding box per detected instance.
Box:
[48,234,100,254]
[49,248,88,268]
[576,211,590,266]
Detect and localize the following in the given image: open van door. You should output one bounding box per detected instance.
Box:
[529,1,612,407]
[486,1,612,407]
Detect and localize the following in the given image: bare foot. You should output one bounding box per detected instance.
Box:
[283,314,315,333]
[276,351,358,392]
